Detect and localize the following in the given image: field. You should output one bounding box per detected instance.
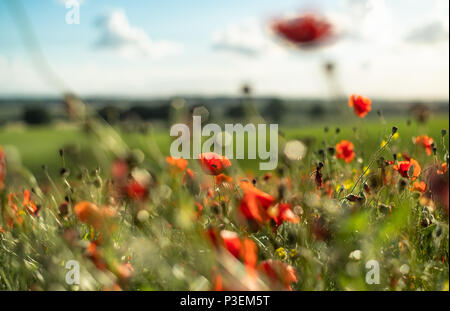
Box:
[0,103,448,291]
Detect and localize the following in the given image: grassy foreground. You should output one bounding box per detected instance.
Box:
[0,112,448,291]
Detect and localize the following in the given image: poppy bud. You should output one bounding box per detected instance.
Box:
[346,194,363,202]
[377,110,382,117]
[59,149,64,157]
[324,126,329,133]
[406,119,411,126]
[335,128,340,134]
[363,182,371,195]
[327,147,335,156]
[393,153,397,161]
[441,129,447,137]
[392,126,398,134]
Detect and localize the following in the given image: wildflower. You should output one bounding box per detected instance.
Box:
[271,13,334,48]
[393,158,421,180]
[126,180,148,201]
[392,132,399,140]
[335,140,355,163]
[198,152,231,176]
[258,260,298,290]
[415,135,434,155]
[437,162,447,175]
[22,189,39,216]
[239,181,275,223]
[166,156,188,172]
[215,173,233,186]
[348,94,372,118]
[275,247,288,260]
[74,201,106,230]
[380,140,387,148]
[0,146,6,190]
[267,203,300,228]
[411,181,426,193]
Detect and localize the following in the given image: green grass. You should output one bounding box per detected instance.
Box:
[0,116,448,179]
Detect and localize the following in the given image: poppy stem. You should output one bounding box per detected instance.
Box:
[347,133,394,196]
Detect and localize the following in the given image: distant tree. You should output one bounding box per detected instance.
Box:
[121,105,170,121]
[309,104,325,119]
[98,106,121,124]
[225,104,246,119]
[23,106,51,125]
[263,98,286,123]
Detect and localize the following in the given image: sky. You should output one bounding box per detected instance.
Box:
[0,0,448,100]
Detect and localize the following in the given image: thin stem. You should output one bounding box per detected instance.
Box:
[347,133,394,196]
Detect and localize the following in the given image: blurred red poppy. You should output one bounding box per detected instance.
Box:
[415,135,434,156]
[411,181,426,193]
[126,179,148,201]
[166,156,188,172]
[272,13,334,48]
[0,146,6,190]
[239,181,275,223]
[268,203,300,228]
[335,140,355,163]
[215,173,233,186]
[199,152,231,175]
[393,158,421,181]
[348,94,372,118]
[23,189,39,216]
[258,260,298,290]
[74,201,105,229]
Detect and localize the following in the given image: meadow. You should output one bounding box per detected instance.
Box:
[0,101,448,291]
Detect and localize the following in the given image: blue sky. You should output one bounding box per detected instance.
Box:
[0,0,448,100]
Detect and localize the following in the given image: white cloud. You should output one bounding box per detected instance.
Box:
[211,18,283,57]
[93,10,182,59]
[404,21,449,44]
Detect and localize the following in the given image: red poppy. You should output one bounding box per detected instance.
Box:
[220,230,242,259]
[258,260,298,290]
[335,140,355,163]
[393,158,421,181]
[111,159,128,181]
[415,135,434,156]
[239,181,275,223]
[126,179,148,201]
[199,152,231,175]
[22,189,39,216]
[207,229,258,271]
[348,94,372,118]
[437,162,447,175]
[0,146,6,190]
[74,201,105,230]
[272,13,334,48]
[411,181,426,193]
[215,173,233,186]
[268,203,300,228]
[166,156,188,172]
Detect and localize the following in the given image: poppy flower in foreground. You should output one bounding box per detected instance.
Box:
[415,135,434,156]
[199,152,231,175]
[166,156,188,172]
[271,13,334,48]
[258,260,298,290]
[74,201,115,230]
[411,181,426,193]
[335,140,355,163]
[207,229,258,270]
[268,203,300,228]
[0,146,6,190]
[393,158,421,181]
[239,181,275,223]
[348,94,372,118]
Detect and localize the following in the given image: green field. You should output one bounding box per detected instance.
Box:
[0,116,448,181]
